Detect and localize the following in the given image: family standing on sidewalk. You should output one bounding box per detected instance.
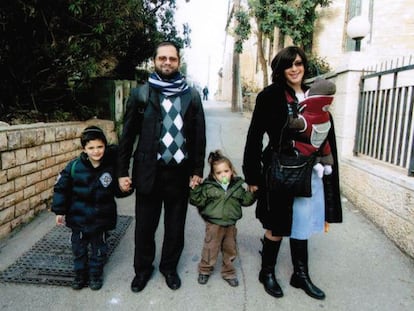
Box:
[51,42,342,300]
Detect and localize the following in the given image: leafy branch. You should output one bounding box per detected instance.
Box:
[234,9,251,53]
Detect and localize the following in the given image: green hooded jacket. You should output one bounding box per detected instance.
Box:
[190,176,256,226]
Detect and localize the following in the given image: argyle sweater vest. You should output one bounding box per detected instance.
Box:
[158,96,187,165]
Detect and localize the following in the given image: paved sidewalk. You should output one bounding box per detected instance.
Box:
[1,100,413,311]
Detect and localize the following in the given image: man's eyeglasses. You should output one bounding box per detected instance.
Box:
[156,56,179,63]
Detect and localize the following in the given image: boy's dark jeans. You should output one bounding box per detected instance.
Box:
[71,231,108,276]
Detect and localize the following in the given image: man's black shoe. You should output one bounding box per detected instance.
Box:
[131,273,152,293]
[164,272,181,290]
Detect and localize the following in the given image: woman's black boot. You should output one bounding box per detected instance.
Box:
[289,238,325,300]
[258,236,283,298]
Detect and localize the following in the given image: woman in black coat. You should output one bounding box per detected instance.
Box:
[243,46,342,300]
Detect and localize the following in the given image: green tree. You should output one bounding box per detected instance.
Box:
[233,8,251,54]
[247,0,332,86]
[0,0,189,121]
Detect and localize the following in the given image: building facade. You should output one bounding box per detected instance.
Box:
[219,0,414,100]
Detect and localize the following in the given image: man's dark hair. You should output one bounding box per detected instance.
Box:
[153,41,181,59]
[80,126,107,148]
[270,46,308,84]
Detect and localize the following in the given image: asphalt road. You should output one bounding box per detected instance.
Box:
[1,100,413,311]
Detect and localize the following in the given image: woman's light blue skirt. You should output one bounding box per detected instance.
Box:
[290,170,325,240]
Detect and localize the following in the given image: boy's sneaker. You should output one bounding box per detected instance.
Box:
[224,278,239,287]
[198,274,209,285]
[89,274,103,290]
[72,271,88,290]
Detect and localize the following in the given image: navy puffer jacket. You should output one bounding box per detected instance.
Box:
[52,145,126,232]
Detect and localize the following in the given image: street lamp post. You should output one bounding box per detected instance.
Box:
[346,16,371,51]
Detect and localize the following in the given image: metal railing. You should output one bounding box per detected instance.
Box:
[354,58,414,176]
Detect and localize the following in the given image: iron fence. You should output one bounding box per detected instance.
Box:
[354,57,414,176]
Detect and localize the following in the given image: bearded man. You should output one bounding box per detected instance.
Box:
[117,41,206,293]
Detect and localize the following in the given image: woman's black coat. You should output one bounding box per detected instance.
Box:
[242,83,342,236]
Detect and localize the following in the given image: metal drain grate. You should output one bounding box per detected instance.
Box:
[0,215,132,286]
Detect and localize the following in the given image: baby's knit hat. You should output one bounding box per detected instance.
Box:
[308,78,336,96]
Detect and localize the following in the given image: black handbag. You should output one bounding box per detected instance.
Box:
[265,90,319,197]
[266,151,315,197]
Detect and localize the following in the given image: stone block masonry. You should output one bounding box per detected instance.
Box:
[0,120,117,239]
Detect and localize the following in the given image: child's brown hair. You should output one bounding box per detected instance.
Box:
[207,150,237,179]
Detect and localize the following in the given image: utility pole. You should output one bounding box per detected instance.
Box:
[231,0,242,112]
[207,55,211,88]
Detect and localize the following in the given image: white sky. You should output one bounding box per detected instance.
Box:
[175,0,230,94]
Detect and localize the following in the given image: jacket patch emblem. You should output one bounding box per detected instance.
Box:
[100,173,112,188]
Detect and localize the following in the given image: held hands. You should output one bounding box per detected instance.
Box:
[247,185,258,193]
[189,175,203,189]
[119,176,132,192]
[118,175,204,190]
[56,215,65,226]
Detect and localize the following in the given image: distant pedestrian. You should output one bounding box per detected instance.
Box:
[202,86,209,100]
[190,150,256,287]
[52,126,129,291]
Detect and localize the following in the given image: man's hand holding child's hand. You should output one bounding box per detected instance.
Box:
[56,215,65,226]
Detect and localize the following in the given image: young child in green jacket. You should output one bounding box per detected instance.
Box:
[190,150,256,287]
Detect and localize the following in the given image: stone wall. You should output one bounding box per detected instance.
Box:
[340,157,414,258]
[0,119,117,239]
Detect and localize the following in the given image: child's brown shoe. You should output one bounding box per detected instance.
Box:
[224,278,239,287]
[198,274,209,285]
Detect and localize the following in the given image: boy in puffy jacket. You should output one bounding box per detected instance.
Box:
[52,126,129,290]
[190,150,256,287]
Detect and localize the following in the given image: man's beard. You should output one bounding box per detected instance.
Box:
[155,67,179,80]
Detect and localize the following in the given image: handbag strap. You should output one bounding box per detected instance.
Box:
[275,91,297,154]
[285,90,296,105]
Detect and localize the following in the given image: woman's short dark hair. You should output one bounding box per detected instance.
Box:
[270,46,308,84]
[80,126,107,148]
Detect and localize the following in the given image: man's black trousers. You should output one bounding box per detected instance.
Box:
[133,163,190,276]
